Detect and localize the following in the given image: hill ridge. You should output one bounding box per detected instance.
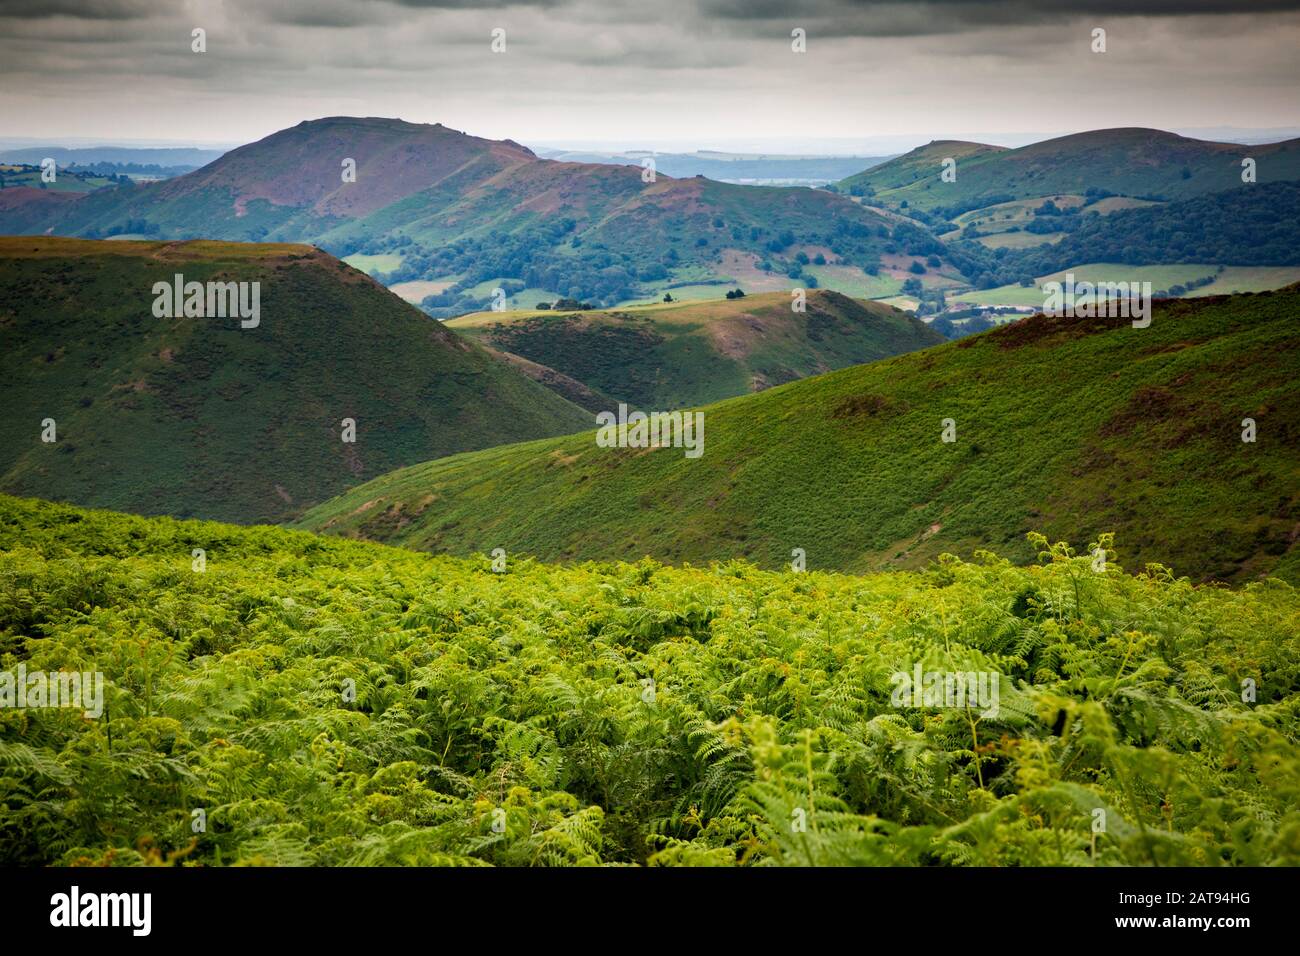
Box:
[0,236,590,524]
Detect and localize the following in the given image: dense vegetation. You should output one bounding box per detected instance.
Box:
[974,183,1300,282]
[303,288,1300,585]
[448,291,942,410]
[0,238,589,524]
[1,495,1296,866]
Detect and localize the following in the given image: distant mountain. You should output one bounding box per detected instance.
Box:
[448,290,943,410]
[300,287,1300,585]
[0,117,906,309]
[839,128,1300,216]
[0,146,227,168]
[0,237,589,524]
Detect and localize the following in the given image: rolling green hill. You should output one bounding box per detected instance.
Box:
[4,493,1298,867]
[0,117,904,310]
[0,237,589,524]
[300,287,1300,585]
[447,291,944,409]
[840,128,1300,216]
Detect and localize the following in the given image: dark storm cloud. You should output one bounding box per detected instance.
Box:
[0,0,152,19]
[265,0,566,27]
[703,0,1300,36]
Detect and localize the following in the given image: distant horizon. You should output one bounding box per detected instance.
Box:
[3,122,1299,161]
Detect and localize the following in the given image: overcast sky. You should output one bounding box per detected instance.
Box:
[2,0,1298,151]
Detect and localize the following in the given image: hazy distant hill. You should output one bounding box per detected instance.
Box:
[0,237,589,524]
[0,146,226,168]
[533,148,894,184]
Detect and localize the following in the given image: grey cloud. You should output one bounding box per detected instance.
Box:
[701,0,1300,36]
[0,0,153,18]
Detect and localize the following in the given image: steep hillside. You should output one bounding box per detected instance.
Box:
[0,186,81,231]
[448,290,944,409]
[0,237,589,524]
[0,118,537,242]
[0,117,906,309]
[840,128,1300,215]
[301,288,1300,584]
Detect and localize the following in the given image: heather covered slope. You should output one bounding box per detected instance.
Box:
[0,237,589,523]
[840,128,1300,214]
[0,118,539,243]
[447,290,944,409]
[0,117,905,307]
[301,288,1300,584]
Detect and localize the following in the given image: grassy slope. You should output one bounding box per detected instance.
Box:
[0,237,589,524]
[840,141,1007,203]
[447,291,944,409]
[301,288,1300,585]
[841,128,1300,212]
[4,493,1298,867]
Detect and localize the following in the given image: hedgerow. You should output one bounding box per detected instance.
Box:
[1,495,1296,866]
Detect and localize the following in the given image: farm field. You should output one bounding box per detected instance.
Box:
[343,252,404,275]
[388,278,460,303]
[950,264,1300,307]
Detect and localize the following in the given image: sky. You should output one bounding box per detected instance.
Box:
[1,0,1299,152]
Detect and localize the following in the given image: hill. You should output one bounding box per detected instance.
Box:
[839,128,1300,216]
[0,237,589,524]
[990,181,1300,276]
[300,287,1300,585]
[4,493,1297,867]
[447,290,944,409]
[0,117,906,311]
